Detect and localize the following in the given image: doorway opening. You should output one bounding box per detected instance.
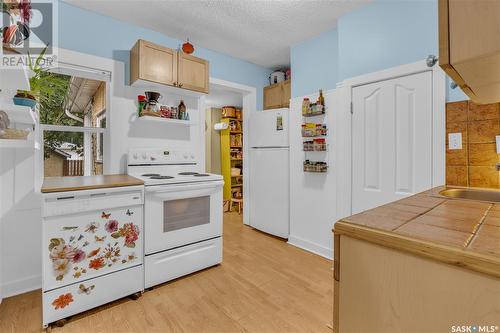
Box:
[205,83,244,216]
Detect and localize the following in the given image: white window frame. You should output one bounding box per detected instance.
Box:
[95,110,106,163]
[39,62,111,177]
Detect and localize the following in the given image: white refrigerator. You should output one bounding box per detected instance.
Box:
[249,108,289,238]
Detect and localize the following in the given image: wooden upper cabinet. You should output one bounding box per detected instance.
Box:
[264,80,291,110]
[177,52,209,93]
[130,39,209,94]
[131,39,177,86]
[439,0,500,104]
[281,80,291,107]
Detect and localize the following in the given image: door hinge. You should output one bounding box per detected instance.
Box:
[350,102,353,114]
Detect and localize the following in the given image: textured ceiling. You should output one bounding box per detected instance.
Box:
[64,0,371,68]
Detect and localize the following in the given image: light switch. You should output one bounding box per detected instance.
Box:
[448,133,462,150]
[496,135,500,153]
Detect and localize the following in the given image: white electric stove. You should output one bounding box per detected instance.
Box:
[128,148,224,288]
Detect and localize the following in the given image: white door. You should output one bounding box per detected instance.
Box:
[352,71,432,213]
[249,148,289,238]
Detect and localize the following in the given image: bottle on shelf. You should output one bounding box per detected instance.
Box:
[178,100,186,120]
[318,89,325,107]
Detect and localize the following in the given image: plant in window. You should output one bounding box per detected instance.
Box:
[15,48,69,106]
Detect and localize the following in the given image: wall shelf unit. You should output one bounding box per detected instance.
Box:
[135,115,197,126]
[0,102,37,150]
[0,138,35,149]
[301,94,329,173]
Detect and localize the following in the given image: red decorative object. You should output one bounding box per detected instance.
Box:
[182,39,194,54]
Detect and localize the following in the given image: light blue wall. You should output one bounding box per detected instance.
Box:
[290,29,339,98]
[56,1,270,107]
[446,77,469,102]
[337,0,437,81]
[290,0,469,102]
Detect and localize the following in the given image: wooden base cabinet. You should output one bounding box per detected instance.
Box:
[264,80,291,110]
[333,235,500,332]
[130,39,209,94]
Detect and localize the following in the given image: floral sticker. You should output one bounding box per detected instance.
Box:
[105,220,118,233]
[48,210,139,281]
[111,223,140,248]
[89,257,105,270]
[103,243,121,266]
[88,248,100,258]
[52,293,74,310]
[85,222,99,233]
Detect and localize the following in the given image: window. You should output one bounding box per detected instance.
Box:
[95,111,106,163]
[40,66,109,178]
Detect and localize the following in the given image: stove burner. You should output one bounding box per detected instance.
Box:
[142,173,160,177]
[149,176,175,180]
[194,174,210,177]
[178,172,199,176]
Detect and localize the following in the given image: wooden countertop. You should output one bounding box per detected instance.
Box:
[334,187,500,278]
[41,174,144,193]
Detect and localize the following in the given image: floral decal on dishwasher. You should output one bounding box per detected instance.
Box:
[52,293,74,310]
[111,223,140,248]
[47,209,140,281]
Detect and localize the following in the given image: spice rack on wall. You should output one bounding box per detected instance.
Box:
[302,91,329,173]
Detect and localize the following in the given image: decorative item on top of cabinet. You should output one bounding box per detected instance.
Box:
[130,39,209,94]
[182,38,194,54]
[439,0,500,104]
[264,80,291,110]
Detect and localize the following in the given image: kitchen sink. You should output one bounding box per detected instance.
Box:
[437,187,500,203]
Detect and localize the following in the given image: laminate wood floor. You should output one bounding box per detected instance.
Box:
[0,213,333,333]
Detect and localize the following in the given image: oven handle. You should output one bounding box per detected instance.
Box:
[145,180,224,193]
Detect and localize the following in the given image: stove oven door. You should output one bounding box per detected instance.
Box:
[144,181,223,254]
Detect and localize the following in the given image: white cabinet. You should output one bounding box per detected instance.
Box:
[43,265,143,326]
[41,186,144,328]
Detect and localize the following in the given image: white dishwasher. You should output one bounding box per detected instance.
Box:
[41,185,144,329]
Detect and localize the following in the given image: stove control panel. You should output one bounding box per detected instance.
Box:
[128,148,197,165]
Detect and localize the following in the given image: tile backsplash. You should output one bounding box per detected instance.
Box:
[446,101,500,188]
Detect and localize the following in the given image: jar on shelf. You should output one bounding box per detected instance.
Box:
[302,98,311,116]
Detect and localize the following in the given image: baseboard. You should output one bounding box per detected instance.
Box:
[1,274,41,298]
[287,235,333,260]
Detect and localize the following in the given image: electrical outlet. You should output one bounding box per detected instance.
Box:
[448,133,462,150]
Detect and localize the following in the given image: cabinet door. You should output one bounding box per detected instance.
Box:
[177,53,209,93]
[139,40,177,86]
[281,80,291,108]
[264,83,283,110]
